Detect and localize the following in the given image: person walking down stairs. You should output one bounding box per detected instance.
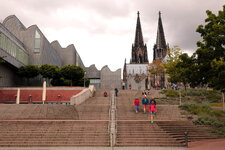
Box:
[133,98,140,113]
[115,88,118,97]
[150,96,156,105]
[149,100,157,123]
[142,95,149,113]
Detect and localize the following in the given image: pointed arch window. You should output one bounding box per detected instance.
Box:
[34,30,40,53]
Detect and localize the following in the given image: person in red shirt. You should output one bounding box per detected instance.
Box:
[149,100,157,123]
[133,98,140,113]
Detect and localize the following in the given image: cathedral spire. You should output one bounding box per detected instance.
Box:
[153,11,168,60]
[131,11,148,64]
[134,11,144,47]
[123,58,127,81]
[156,11,167,50]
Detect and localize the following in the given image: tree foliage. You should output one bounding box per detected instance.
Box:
[40,64,60,86]
[163,46,194,89]
[148,59,164,75]
[193,5,225,88]
[60,65,84,86]
[40,64,59,79]
[17,65,40,78]
[209,59,225,91]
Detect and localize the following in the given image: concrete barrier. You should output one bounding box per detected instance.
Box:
[70,85,96,105]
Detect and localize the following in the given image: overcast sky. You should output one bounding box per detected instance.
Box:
[0,0,224,71]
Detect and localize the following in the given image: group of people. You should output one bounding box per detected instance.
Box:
[133,93,157,123]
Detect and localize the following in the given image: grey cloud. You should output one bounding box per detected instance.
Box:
[0,0,224,69]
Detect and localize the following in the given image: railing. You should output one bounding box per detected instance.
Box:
[114,93,118,146]
[109,90,116,148]
[107,91,112,134]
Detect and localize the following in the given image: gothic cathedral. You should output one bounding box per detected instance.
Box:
[123,11,169,90]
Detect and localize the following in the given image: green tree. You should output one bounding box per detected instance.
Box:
[176,53,194,90]
[163,46,182,83]
[60,65,84,86]
[17,65,40,85]
[40,64,59,86]
[148,59,165,88]
[149,59,165,75]
[209,59,225,110]
[194,5,225,86]
[193,5,225,110]
[163,46,194,90]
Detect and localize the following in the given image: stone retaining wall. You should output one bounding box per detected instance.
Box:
[70,85,96,105]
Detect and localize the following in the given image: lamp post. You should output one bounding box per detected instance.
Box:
[29,95,32,104]
[58,95,60,104]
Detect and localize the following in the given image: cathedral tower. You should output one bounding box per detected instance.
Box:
[153,11,169,60]
[131,11,149,64]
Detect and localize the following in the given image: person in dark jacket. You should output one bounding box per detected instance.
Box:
[150,97,156,105]
[115,88,118,97]
[142,95,149,113]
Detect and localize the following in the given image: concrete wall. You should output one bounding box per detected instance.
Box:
[51,40,85,69]
[0,63,21,87]
[70,85,96,105]
[100,65,121,89]
[85,64,101,89]
[51,41,75,66]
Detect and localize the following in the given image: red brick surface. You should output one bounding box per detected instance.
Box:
[0,89,82,103]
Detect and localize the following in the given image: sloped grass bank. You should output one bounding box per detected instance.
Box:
[179,103,225,137]
[159,88,222,104]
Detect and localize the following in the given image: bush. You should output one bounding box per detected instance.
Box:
[202,103,212,113]
[179,103,202,114]
[181,88,205,96]
[211,110,225,117]
[180,88,221,103]
[195,115,224,128]
[181,102,225,137]
[160,89,179,97]
[207,90,221,102]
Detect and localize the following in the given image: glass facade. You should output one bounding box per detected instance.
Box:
[0,31,29,65]
[34,30,40,53]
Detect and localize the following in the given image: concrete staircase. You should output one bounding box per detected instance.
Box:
[0,121,109,146]
[115,90,217,147]
[75,90,110,120]
[0,89,110,147]
[157,121,218,142]
[116,121,184,146]
[0,89,218,147]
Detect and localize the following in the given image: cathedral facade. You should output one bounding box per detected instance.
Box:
[123,11,169,90]
[123,12,149,90]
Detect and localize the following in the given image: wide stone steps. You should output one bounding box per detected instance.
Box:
[0,120,109,147]
[115,90,219,147]
[156,121,218,142]
[116,121,184,147]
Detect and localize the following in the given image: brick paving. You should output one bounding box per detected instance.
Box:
[0,147,186,150]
